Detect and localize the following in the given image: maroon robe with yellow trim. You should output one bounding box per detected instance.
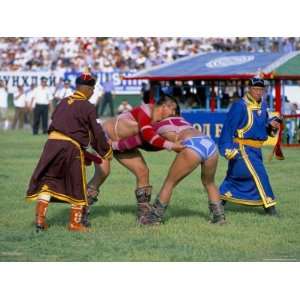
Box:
[26,91,112,206]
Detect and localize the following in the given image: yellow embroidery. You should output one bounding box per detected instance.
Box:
[225,149,231,156]
[67,90,87,105]
[220,195,265,206]
[237,104,253,138]
[244,93,262,110]
[239,144,275,208]
[41,184,49,191]
[225,191,232,198]
[225,148,238,160]
[103,146,113,160]
[266,197,274,204]
[47,131,88,204]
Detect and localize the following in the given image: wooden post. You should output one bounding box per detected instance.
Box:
[274,78,284,149]
[274,79,281,113]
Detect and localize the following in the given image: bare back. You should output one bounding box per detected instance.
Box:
[153,116,201,142]
[103,117,139,141]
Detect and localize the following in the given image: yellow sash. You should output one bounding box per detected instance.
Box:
[234,138,264,148]
[48,131,81,149]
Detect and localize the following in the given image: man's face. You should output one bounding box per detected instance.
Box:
[41,80,47,87]
[86,86,95,99]
[249,86,265,102]
[160,102,177,120]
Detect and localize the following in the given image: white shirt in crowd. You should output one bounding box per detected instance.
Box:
[55,87,73,99]
[13,92,26,108]
[25,88,36,108]
[89,85,103,106]
[32,86,53,105]
[0,88,8,108]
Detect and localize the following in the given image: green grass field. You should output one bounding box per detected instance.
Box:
[0,130,299,262]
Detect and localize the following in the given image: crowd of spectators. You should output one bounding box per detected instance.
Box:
[0,37,299,73]
[1,37,300,137]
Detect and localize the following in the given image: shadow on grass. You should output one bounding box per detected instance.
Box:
[169,206,207,220]
[223,202,266,215]
[48,204,209,225]
[47,204,136,226]
[90,204,136,219]
[47,207,70,226]
[40,201,271,228]
[90,204,211,223]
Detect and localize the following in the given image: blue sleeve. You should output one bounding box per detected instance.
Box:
[219,101,245,160]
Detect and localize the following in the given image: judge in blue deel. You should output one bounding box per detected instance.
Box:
[218,77,281,216]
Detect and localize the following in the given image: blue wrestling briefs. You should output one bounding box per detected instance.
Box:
[183,136,218,160]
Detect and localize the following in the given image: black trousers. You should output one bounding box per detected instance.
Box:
[99,93,114,117]
[33,104,49,134]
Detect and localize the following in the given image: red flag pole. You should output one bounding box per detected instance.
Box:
[274,79,281,114]
[271,79,285,160]
[274,79,283,146]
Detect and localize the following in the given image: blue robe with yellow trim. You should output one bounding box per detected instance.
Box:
[218,95,276,208]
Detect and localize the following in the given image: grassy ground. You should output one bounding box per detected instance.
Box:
[0,130,299,261]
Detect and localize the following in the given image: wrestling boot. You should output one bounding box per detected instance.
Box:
[208,200,226,225]
[81,186,100,227]
[139,197,167,225]
[81,206,91,228]
[87,185,99,205]
[135,186,152,224]
[35,199,49,232]
[68,205,89,232]
[264,205,278,216]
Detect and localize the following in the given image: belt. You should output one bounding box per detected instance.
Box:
[234,138,264,148]
[48,131,81,149]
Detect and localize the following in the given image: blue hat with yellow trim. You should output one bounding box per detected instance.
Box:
[249,78,265,87]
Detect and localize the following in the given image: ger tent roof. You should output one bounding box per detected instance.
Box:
[125,51,300,81]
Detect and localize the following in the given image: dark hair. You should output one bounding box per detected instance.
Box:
[156,92,181,116]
